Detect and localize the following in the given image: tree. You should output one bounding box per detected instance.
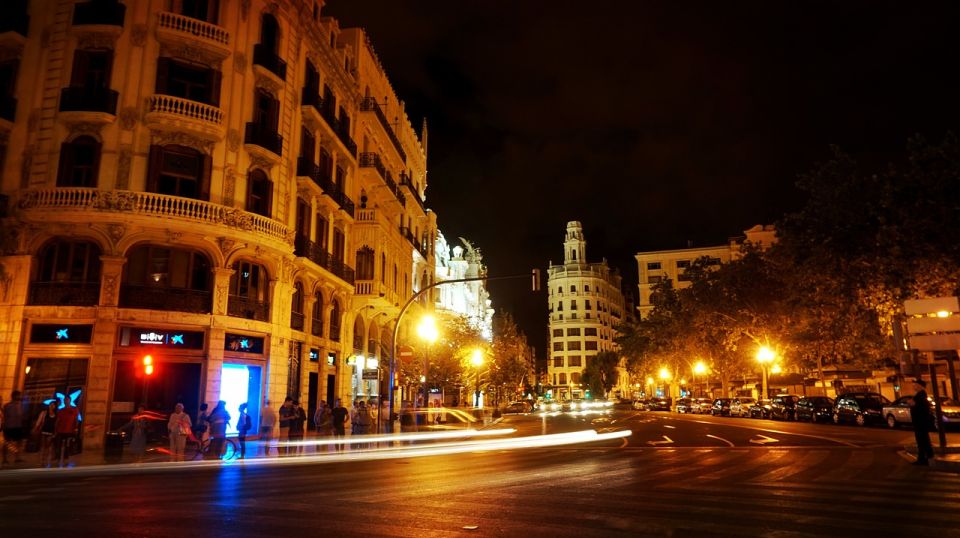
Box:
[582,351,620,397]
[488,312,535,406]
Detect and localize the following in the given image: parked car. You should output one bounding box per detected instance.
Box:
[711,398,733,416]
[769,395,801,420]
[730,397,757,417]
[884,396,960,429]
[633,398,649,411]
[833,392,890,426]
[692,398,714,414]
[648,397,673,411]
[504,401,530,414]
[676,398,694,414]
[614,398,635,410]
[795,396,835,423]
[749,399,773,419]
[938,398,960,428]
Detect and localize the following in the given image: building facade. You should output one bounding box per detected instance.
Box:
[434,231,493,340]
[635,224,775,318]
[546,221,626,400]
[0,0,434,449]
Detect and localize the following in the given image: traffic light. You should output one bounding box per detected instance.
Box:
[531,269,541,291]
[143,354,154,376]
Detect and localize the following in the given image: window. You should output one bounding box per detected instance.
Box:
[315,213,328,248]
[147,144,210,200]
[648,275,663,284]
[584,285,590,292]
[570,285,576,293]
[585,341,598,351]
[229,260,267,302]
[0,59,18,122]
[335,165,346,191]
[355,247,374,280]
[291,281,304,315]
[260,13,279,52]
[553,342,563,351]
[552,329,563,337]
[566,328,580,336]
[571,373,581,384]
[568,356,582,367]
[676,260,690,269]
[37,240,101,283]
[557,286,562,295]
[181,0,219,23]
[553,357,563,367]
[155,57,221,106]
[584,327,597,336]
[352,316,364,351]
[380,253,386,284]
[311,291,324,336]
[253,89,279,131]
[558,373,567,385]
[329,300,341,341]
[556,302,563,312]
[585,300,592,310]
[124,245,209,290]
[300,128,315,161]
[647,262,661,270]
[56,136,101,187]
[570,300,577,310]
[332,228,345,262]
[70,48,113,89]
[568,341,582,351]
[246,169,272,216]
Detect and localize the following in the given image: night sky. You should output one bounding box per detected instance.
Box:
[325,0,960,358]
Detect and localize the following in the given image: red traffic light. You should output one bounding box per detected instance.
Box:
[143,354,154,376]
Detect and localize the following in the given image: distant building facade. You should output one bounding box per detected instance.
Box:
[434,231,493,340]
[546,221,627,400]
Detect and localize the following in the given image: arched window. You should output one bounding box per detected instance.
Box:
[311,291,324,336]
[558,373,567,385]
[367,320,378,357]
[329,300,341,341]
[228,260,269,320]
[247,169,272,217]
[260,13,279,53]
[356,247,374,280]
[147,144,210,200]
[31,239,102,306]
[120,244,211,312]
[181,0,219,23]
[352,315,364,352]
[290,281,304,330]
[57,136,101,187]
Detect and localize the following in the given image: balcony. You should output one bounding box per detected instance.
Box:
[0,9,28,41]
[294,235,330,267]
[319,106,357,158]
[58,87,118,125]
[119,284,211,313]
[399,172,425,212]
[29,282,100,306]
[291,311,305,331]
[360,153,406,209]
[332,189,355,218]
[360,97,406,162]
[311,318,323,337]
[296,156,319,180]
[156,11,231,61]
[330,258,355,285]
[244,122,282,161]
[145,94,224,141]
[0,94,16,123]
[252,43,286,81]
[227,295,270,321]
[73,1,125,27]
[16,188,290,246]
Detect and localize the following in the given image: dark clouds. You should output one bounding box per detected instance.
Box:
[325,0,960,356]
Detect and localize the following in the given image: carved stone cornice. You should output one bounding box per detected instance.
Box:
[150,129,214,155]
[65,121,104,138]
[159,42,223,69]
[75,28,120,50]
[254,69,282,96]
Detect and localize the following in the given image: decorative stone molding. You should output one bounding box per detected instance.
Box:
[115,146,131,189]
[159,43,223,69]
[166,229,183,243]
[254,70,282,95]
[118,107,138,130]
[150,129,214,154]
[218,237,238,260]
[233,52,247,74]
[101,273,119,305]
[226,128,241,151]
[249,153,276,171]
[106,223,126,244]
[131,24,148,47]
[223,165,236,206]
[65,121,104,138]
[76,31,119,50]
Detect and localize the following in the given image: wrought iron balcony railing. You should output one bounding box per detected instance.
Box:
[29,282,100,306]
[252,43,286,80]
[290,311,305,331]
[59,86,119,115]
[227,295,270,321]
[119,284,211,313]
[360,97,406,162]
[244,122,282,156]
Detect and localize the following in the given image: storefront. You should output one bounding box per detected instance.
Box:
[221,332,267,434]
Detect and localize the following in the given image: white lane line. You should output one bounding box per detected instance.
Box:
[678,417,858,447]
[663,425,676,429]
[750,434,779,445]
[647,435,674,446]
[706,434,735,447]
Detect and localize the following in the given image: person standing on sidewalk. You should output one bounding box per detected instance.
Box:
[206,401,230,460]
[331,399,349,451]
[288,401,307,455]
[314,400,333,452]
[259,400,276,456]
[910,379,935,466]
[2,390,26,466]
[277,397,294,456]
[167,403,192,462]
[54,400,80,467]
[33,401,58,467]
[119,405,148,462]
[237,403,252,459]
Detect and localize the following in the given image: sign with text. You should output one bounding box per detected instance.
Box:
[224,333,265,354]
[362,369,379,380]
[118,327,205,349]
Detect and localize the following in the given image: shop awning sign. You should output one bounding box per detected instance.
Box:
[362,369,379,380]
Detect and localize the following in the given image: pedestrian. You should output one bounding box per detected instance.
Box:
[368,399,379,434]
[350,400,360,435]
[54,399,80,467]
[331,398,349,451]
[288,401,307,455]
[33,400,58,467]
[193,403,209,442]
[910,379,935,466]
[206,400,230,460]
[167,403,192,462]
[2,390,26,466]
[278,397,294,456]
[259,400,276,456]
[237,403,252,459]
[314,400,333,452]
[119,405,148,462]
[356,401,372,436]
[400,401,417,433]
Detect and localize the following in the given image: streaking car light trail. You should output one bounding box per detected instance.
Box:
[279,427,517,448]
[0,429,633,478]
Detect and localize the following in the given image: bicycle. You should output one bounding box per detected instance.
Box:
[184,435,239,461]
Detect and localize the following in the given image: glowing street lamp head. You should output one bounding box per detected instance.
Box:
[756,346,775,364]
[646,376,654,385]
[770,364,783,375]
[417,315,439,344]
[658,367,671,381]
[693,361,707,375]
[470,349,484,367]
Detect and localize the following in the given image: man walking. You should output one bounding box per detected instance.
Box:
[259,399,276,456]
[278,397,294,456]
[331,398,349,452]
[910,379,935,466]
[2,390,25,466]
[54,399,80,467]
[288,401,307,455]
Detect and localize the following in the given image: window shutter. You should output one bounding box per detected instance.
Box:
[155,57,170,95]
[56,142,73,186]
[200,153,212,201]
[146,145,163,193]
[209,68,222,107]
[267,96,279,131]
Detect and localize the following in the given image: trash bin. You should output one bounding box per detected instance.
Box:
[104,431,125,463]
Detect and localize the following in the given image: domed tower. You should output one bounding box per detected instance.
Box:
[564,221,586,264]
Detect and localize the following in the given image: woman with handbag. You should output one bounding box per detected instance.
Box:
[167,403,192,462]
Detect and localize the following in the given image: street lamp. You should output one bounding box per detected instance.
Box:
[471,349,484,408]
[693,361,707,398]
[756,346,775,400]
[658,367,671,398]
[417,315,439,409]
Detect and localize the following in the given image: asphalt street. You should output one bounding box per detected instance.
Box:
[1,410,958,537]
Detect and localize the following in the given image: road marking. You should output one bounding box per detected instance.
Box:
[750,434,779,445]
[647,436,674,446]
[664,425,676,429]
[675,416,859,447]
[706,434,735,447]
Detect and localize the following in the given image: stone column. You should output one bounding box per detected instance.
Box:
[98,255,126,307]
[211,267,234,316]
[0,255,32,402]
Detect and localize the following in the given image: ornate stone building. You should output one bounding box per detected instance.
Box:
[546,221,627,400]
[0,0,435,448]
[434,231,493,340]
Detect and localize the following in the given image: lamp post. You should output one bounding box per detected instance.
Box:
[471,349,484,408]
[757,346,775,400]
[658,367,671,398]
[416,315,438,410]
[693,361,707,398]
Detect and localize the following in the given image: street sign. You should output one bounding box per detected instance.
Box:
[398,345,414,363]
[908,334,960,351]
[904,296,959,316]
[362,369,379,380]
[907,316,960,334]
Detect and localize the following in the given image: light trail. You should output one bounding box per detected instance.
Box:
[0,429,633,478]
[279,427,516,448]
